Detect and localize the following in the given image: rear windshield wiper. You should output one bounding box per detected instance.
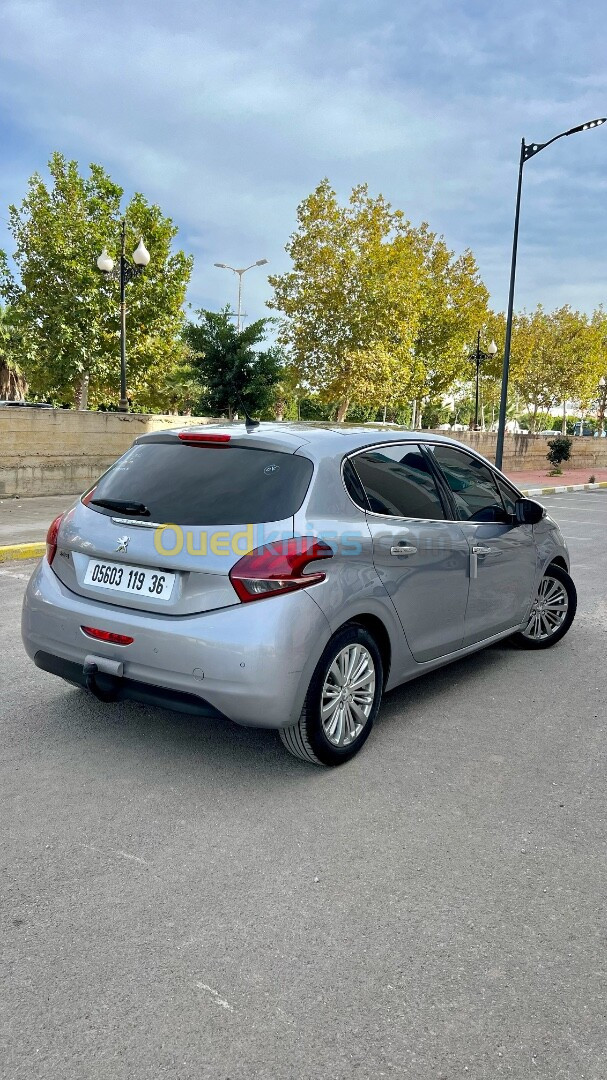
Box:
[90,498,150,516]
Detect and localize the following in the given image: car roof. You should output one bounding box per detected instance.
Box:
[137,421,472,456]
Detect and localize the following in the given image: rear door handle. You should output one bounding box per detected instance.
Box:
[390,544,417,556]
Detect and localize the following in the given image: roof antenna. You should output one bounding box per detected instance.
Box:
[238,397,260,432]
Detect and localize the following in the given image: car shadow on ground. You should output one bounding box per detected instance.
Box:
[29,638,519,785]
[377,639,517,731]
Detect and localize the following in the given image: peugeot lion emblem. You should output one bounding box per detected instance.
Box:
[116,535,130,553]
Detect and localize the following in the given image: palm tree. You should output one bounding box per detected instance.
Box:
[0,306,27,400]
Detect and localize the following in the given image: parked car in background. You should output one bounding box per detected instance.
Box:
[22,424,577,767]
[0,400,53,408]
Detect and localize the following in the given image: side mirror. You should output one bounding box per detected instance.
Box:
[515,498,545,525]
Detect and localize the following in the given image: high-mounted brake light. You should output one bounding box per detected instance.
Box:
[81,626,134,646]
[178,432,231,444]
[229,537,333,603]
[46,514,65,565]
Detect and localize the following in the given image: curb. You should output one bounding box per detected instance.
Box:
[519,481,607,497]
[0,542,45,564]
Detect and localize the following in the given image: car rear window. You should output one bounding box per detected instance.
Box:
[88,442,314,525]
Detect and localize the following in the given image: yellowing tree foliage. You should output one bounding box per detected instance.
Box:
[268,179,489,421]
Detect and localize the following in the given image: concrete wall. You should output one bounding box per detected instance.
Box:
[0,411,220,498]
[431,429,607,473]
[1,410,607,497]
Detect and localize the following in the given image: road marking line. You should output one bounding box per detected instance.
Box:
[196,983,234,1011]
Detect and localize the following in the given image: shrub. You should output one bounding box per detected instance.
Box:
[546,436,572,474]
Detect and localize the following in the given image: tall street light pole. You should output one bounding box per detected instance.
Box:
[214,259,268,331]
[97,220,150,412]
[495,116,606,470]
[469,331,497,430]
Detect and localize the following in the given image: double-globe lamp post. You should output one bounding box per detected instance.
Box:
[214,259,268,331]
[495,117,606,469]
[469,331,497,430]
[97,219,150,412]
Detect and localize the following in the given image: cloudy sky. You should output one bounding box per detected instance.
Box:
[1,0,606,328]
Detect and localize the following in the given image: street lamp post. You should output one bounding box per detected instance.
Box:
[469,331,497,430]
[213,259,268,331]
[495,117,606,469]
[597,374,607,436]
[97,219,150,412]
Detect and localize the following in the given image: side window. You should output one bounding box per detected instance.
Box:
[429,445,510,523]
[343,458,369,510]
[351,444,445,520]
[496,476,520,517]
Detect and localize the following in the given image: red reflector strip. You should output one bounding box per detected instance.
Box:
[177,432,231,444]
[81,626,134,646]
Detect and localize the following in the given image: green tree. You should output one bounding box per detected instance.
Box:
[184,309,282,419]
[268,179,427,421]
[412,241,489,424]
[509,308,560,431]
[548,307,594,432]
[546,435,572,474]
[0,153,192,409]
[508,306,595,433]
[587,308,607,435]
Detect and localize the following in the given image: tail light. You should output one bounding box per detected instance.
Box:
[81,626,134,646]
[81,485,97,506]
[46,514,64,565]
[229,537,333,603]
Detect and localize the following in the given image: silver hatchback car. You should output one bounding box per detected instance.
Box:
[22,424,576,766]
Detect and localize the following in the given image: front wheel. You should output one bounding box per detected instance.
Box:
[511,564,577,649]
[279,624,383,766]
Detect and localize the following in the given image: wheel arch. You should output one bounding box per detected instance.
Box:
[341,613,392,687]
[547,555,568,573]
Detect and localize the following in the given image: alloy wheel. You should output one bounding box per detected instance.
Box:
[521,574,569,642]
[321,644,376,747]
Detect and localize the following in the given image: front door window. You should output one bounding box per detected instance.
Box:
[428,444,510,523]
[427,444,537,643]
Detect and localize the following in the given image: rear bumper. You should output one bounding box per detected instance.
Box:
[33,651,229,719]
[22,559,332,728]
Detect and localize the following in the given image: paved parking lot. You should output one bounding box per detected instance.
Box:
[1,490,606,1080]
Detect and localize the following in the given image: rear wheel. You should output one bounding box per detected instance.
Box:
[279,624,383,766]
[511,564,577,649]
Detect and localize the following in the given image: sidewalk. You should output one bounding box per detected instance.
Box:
[508,467,607,494]
[2,465,606,561]
[0,494,74,556]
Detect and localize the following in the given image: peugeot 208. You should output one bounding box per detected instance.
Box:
[22,424,576,766]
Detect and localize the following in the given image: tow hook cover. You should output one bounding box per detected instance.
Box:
[84,654,124,678]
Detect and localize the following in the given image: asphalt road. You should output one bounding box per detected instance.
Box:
[1,491,606,1080]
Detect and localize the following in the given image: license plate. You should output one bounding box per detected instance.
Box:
[83,558,175,600]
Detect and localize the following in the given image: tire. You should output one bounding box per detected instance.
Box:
[511,564,577,650]
[279,624,384,766]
